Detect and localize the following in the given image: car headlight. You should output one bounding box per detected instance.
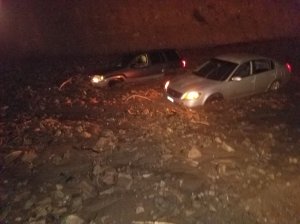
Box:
[181,91,200,100]
[91,75,104,84]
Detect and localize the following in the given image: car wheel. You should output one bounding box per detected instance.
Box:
[108,78,124,87]
[269,80,281,91]
[205,93,223,105]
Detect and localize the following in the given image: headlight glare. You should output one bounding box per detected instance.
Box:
[181,91,200,100]
[91,75,104,83]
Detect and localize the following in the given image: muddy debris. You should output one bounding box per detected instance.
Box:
[1,49,300,224]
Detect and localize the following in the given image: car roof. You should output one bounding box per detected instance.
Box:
[124,48,177,56]
[215,53,270,64]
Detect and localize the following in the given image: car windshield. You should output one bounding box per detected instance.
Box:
[193,59,238,81]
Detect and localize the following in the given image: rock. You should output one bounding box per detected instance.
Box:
[79,180,97,200]
[83,195,120,213]
[29,220,46,224]
[192,199,201,209]
[142,173,153,179]
[63,151,71,160]
[162,154,173,161]
[92,164,104,176]
[102,169,117,185]
[55,129,62,137]
[54,190,64,200]
[33,205,51,219]
[63,214,84,224]
[23,136,33,145]
[188,146,202,160]
[82,131,92,139]
[5,150,23,164]
[56,184,64,191]
[187,160,199,167]
[51,154,63,165]
[217,163,227,175]
[21,150,38,164]
[215,137,222,144]
[71,196,83,211]
[289,157,298,164]
[209,204,217,212]
[212,159,237,176]
[15,217,22,222]
[14,191,31,202]
[184,209,195,217]
[76,125,84,133]
[52,207,67,216]
[245,205,250,211]
[136,204,145,214]
[37,197,52,206]
[93,130,117,152]
[99,187,115,196]
[154,196,170,212]
[117,173,133,190]
[221,142,235,152]
[93,215,112,224]
[24,197,35,210]
[268,173,275,180]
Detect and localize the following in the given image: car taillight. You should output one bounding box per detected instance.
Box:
[164,80,170,90]
[181,59,186,68]
[285,63,292,73]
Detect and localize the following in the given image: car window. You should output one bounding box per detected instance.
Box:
[132,54,149,68]
[232,62,251,78]
[194,59,238,81]
[149,52,164,64]
[164,50,180,61]
[252,59,273,74]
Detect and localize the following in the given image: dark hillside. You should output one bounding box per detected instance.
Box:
[0,0,299,57]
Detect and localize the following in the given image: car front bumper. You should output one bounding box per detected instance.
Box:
[90,77,109,87]
[165,94,205,108]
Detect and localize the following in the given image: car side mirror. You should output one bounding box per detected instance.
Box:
[231,76,242,81]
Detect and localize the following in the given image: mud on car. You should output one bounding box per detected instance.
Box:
[90,49,186,87]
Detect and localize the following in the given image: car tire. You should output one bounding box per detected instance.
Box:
[269,80,281,91]
[205,93,223,105]
[108,78,125,88]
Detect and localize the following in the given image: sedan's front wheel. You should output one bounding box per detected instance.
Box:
[269,80,281,91]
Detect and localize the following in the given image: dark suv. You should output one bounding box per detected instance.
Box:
[90,49,186,87]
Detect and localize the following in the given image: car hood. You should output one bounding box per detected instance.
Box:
[169,72,220,92]
[90,66,126,76]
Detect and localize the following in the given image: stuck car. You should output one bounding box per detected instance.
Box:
[90,49,186,87]
[165,53,292,107]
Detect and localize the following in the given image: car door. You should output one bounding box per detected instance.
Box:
[146,51,165,78]
[225,61,255,99]
[126,52,165,81]
[252,59,276,93]
[125,53,152,80]
[163,50,181,74]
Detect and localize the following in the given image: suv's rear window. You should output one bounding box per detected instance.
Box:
[149,52,165,64]
[164,50,180,61]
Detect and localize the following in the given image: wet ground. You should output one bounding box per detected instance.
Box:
[1,39,300,224]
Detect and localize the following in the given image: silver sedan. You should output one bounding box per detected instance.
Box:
[165,53,292,107]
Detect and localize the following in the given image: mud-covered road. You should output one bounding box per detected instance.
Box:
[1,39,300,224]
